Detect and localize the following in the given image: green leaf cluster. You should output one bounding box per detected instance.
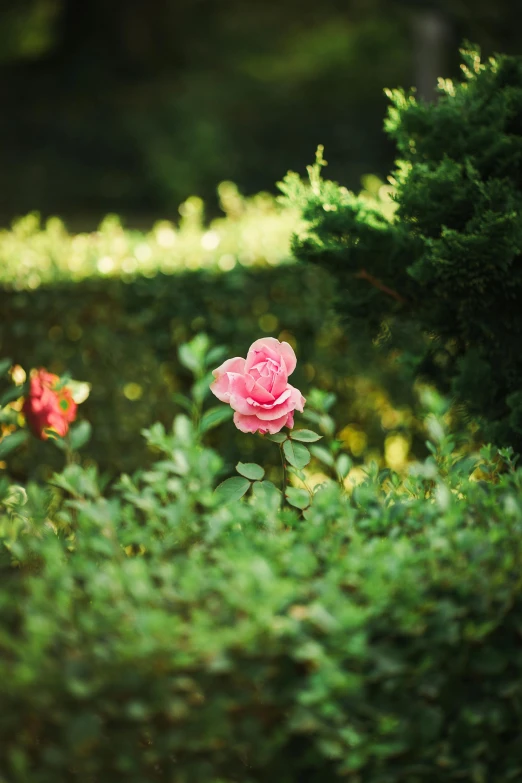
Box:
[1,414,522,780]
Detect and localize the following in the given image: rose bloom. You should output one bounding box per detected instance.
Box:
[210,337,305,434]
[23,369,77,440]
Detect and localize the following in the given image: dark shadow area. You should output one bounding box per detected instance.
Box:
[1,0,521,224]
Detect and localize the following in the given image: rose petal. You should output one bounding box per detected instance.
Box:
[246,377,275,404]
[47,412,70,437]
[233,411,290,435]
[246,387,292,410]
[227,373,255,413]
[270,365,288,398]
[28,387,54,413]
[254,385,304,420]
[292,387,306,413]
[255,373,273,391]
[245,337,297,378]
[244,338,282,373]
[210,357,246,402]
[251,357,279,377]
[278,341,297,376]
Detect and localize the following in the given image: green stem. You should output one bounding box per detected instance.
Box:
[192,371,204,433]
[279,443,287,506]
[64,432,74,466]
[304,481,314,502]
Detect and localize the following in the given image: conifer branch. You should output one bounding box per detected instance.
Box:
[355,268,408,305]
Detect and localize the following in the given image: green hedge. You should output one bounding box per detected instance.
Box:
[1,416,522,782]
[0,265,420,480]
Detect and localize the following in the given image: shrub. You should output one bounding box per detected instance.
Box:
[1,396,522,782]
[281,45,522,450]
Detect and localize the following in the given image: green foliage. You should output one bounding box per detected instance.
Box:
[282,45,522,450]
[0,361,28,458]
[0,205,425,480]
[2,406,522,781]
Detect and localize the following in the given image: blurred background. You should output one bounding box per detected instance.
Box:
[1,0,521,227]
[2,0,522,483]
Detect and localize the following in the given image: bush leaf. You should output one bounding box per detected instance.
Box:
[310,445,335,467]
[252,480,281,504]
[236,462,264,480]
[283,439,310,469]
[200,406,233,433]
[0,429,28,458]
[192,372,214,405]
[266,432,287,443]
[336,453,352,478]
[178,343,201,373]
[205,346,228,367]
[0,385,24,407]
[214,476,251,504]
[290,429,322,442]
[69,420,92,451]
[286,487,310,510]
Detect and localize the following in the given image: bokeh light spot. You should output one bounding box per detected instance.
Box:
[123,383,143,401]
[258,314,279,332]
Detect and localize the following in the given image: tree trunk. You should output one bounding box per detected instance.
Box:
[411,8,451,101]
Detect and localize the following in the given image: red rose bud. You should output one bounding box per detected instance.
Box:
[23,369,78,440]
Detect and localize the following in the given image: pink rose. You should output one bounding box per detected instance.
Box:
[210,337,305,434]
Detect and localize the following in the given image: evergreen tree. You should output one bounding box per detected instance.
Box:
[281,45,522,448]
